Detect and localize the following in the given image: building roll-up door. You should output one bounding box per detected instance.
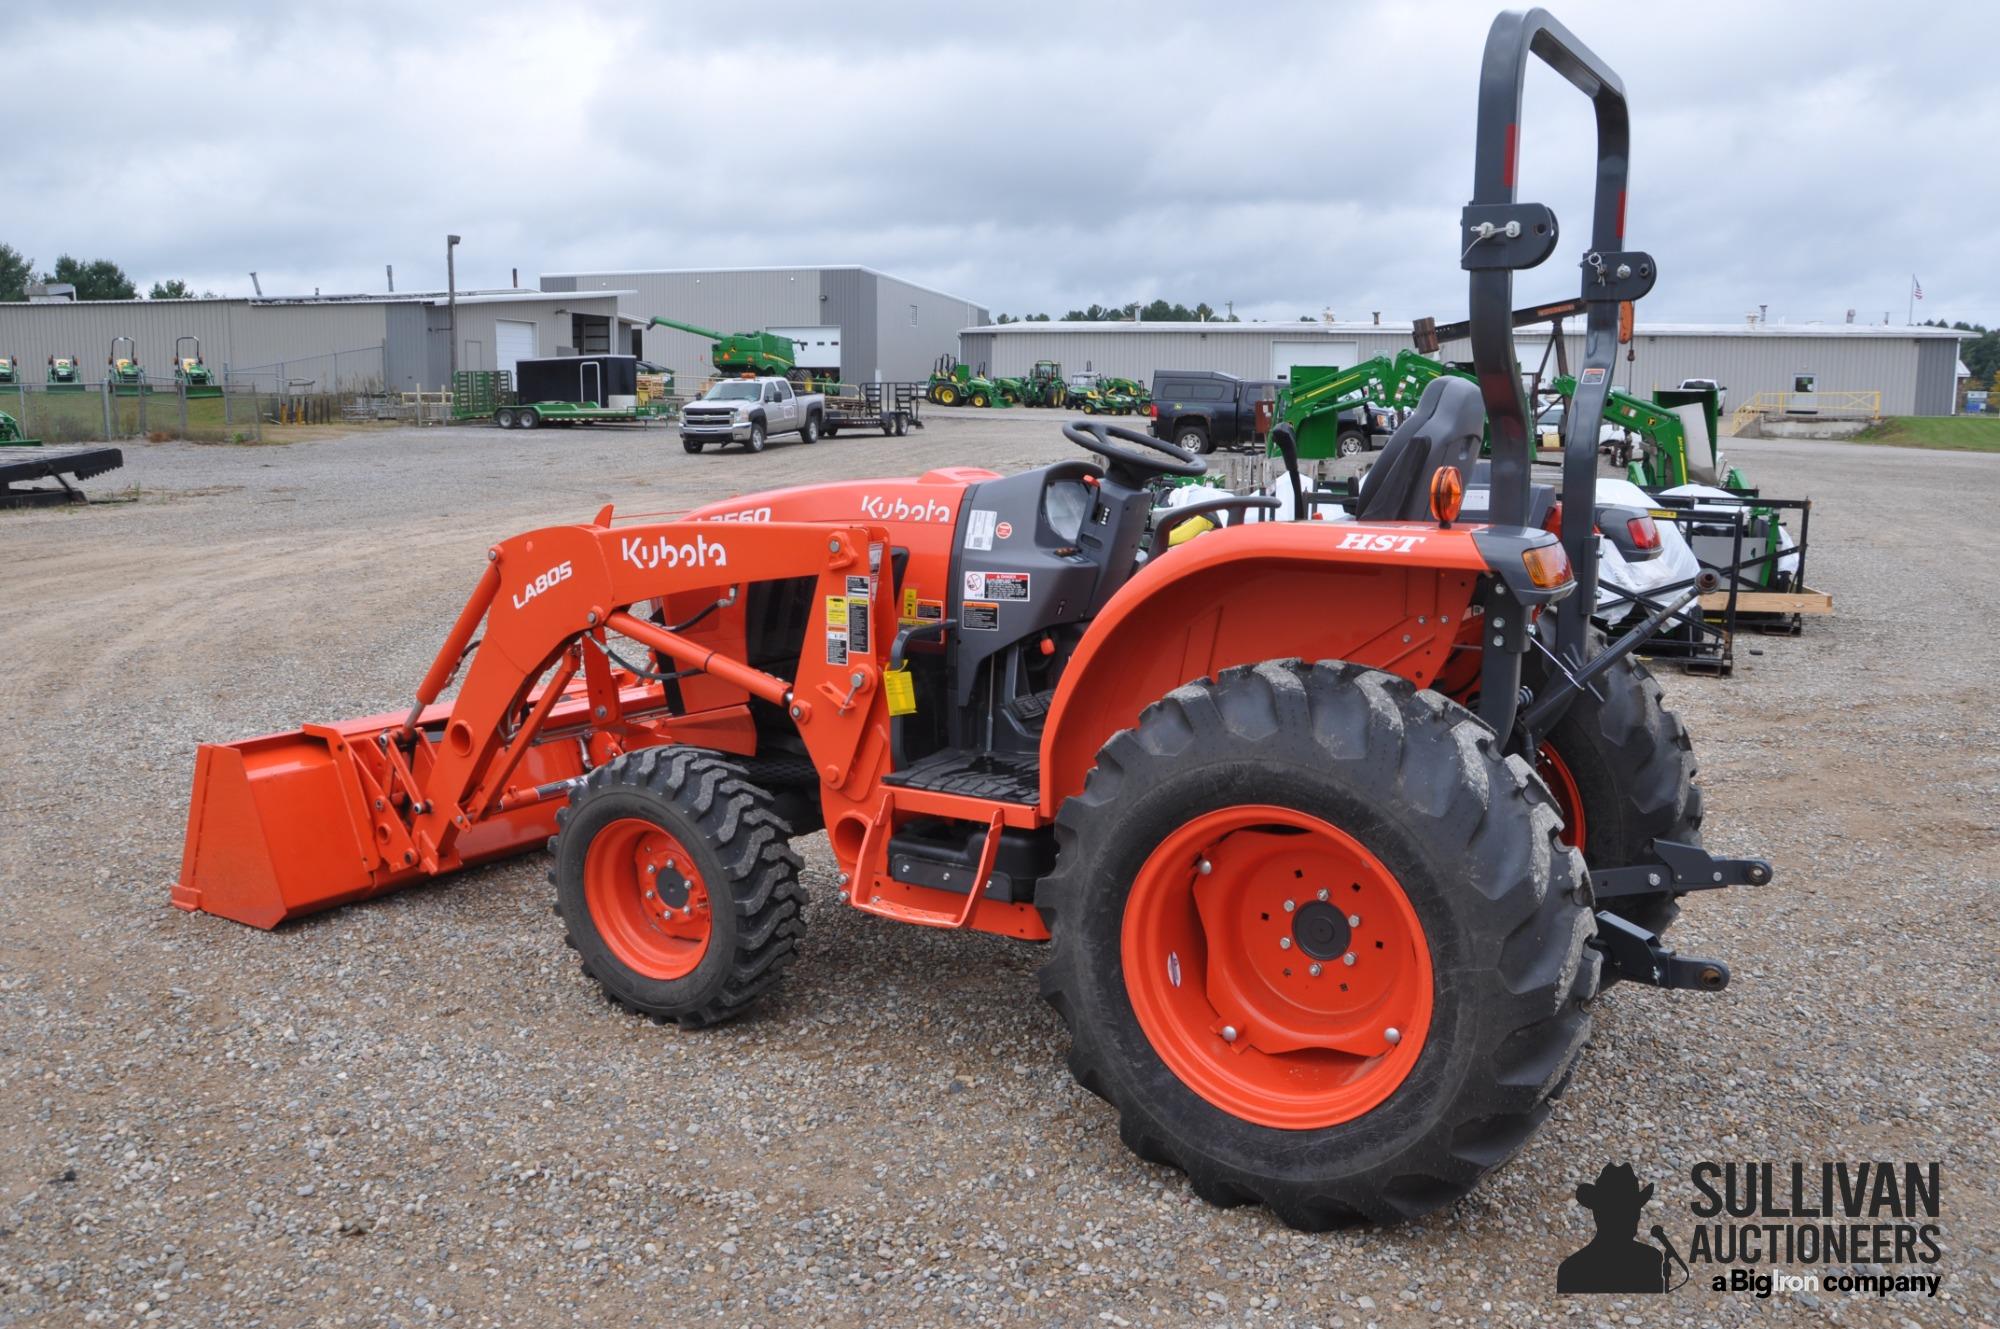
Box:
[1270,340,1359,381]
[496,320,538,381]
[768,326,842,374]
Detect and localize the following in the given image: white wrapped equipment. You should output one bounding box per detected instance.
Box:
[1592,478,1702,625]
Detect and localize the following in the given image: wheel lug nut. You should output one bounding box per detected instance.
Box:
[646,864,657,875]
[1282,899,1295,913]
[644,890,655,900]
[1385,1027,1402,1045]
[1343,952,1356,966]
[1317,888,1329,901]
[1309,963,1322,977]
[1220,1025,1238,1043]
[1197,859,1213,876]
[1279,937,1292,950]
[1348,914,1361,927]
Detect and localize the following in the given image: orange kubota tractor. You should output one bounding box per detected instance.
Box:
[176,9,1770,1228]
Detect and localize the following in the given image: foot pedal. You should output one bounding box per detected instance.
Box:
[1006,689,1055,731]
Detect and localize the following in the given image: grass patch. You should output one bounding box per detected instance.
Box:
[0,388,255,444]
[1853,415,2000,452]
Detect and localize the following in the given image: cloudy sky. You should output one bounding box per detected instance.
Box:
[10,0,1994,328]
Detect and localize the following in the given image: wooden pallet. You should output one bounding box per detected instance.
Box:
[1700,586,1834,616]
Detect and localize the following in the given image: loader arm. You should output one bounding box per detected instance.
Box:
[1275,351,1476,457]
[178,513,896,928]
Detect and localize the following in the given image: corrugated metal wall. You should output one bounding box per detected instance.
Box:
[822,268,872,381]
[964,328,1413,383]
[446,296,623,384]
[872,274,987,383]
[966,326,1960,415]
[540,270,827,386]
[1914,338,1959,415]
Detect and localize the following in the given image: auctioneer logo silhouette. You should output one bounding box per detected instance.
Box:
[1557,1163,1691,1294]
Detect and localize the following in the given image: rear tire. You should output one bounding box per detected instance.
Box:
[799,415,820,445]
[553,748,806,1028]
[1338,430,1367,457]
[1175,424,1212,455]
[1037,660,1597,1228]
[519,408,540,430]
[1528,629,1701,941]
[496,408,516,429]
[747,420,766,452]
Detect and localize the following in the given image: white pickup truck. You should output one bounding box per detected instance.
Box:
[679,377,825,454]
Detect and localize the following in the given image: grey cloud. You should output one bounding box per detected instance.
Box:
[9,0,1994,328]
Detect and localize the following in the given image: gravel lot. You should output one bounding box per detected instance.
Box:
[1,412,1994,1327]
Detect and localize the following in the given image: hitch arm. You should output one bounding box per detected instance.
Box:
[1591,912,1730,991]
[1591,838,1772,900]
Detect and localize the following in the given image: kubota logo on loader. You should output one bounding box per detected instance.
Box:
[1338,531,1428,553]
[858,495,952,524]
[513,561,573,609]
[620,533,729,571]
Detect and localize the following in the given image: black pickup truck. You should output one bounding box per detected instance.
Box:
[1149,368,1386,455]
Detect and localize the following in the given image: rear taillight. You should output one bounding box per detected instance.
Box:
[1148,403,1159,418]
[1627,516,1661,550]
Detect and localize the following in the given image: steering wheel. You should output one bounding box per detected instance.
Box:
[1063,419,1207,483]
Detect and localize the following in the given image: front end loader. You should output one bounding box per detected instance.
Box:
[176,8,1767,1230]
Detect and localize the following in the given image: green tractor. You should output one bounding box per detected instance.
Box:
[1015,359,1068,408]
[108,337,149,396]
[1099,375,1149,413]
[46,354,84,393]
[926,355,1007,408]
[0,410,40,446]
[0,356,17,388]
[1064,371,1131,415]
[646,316,799,380]
[174,336,221,399]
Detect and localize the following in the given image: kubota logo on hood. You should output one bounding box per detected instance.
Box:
[858,495,953,523]
[621,532,729,571]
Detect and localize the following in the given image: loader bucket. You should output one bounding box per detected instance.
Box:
[173,705,570,929]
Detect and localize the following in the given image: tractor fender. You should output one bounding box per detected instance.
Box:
[1036,522,1489,815]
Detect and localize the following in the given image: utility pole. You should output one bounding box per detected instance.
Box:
[446,234,462,385]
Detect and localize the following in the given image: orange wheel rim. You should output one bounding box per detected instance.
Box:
[1122,805,1433,1129]
[1537,745,1587,850]
[584,818,713,980]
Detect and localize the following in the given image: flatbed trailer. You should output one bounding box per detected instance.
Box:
[822,382,926,437]
[492,401,674,430]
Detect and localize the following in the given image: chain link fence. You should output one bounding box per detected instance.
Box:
[0,380,265,444]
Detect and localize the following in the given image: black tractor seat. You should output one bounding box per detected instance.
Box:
[1354,377,1485,522]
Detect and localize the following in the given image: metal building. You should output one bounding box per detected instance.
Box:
[539,266,989,387]
[959,319,1967,416]
[0,289,627,393]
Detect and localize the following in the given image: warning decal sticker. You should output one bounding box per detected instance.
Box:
[962,571,1030,601]
[846,598,870,654]
[962,601,1000,631]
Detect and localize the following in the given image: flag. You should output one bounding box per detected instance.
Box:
[1913,275,1924,300]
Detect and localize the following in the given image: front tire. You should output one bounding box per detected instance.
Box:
[1037,660,1596,1229]
[554,748,806,1028]
[681,437,704,454]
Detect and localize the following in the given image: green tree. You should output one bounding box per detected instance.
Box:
[45,255,136,300]
[0,243,31,301]
[149,278,194,299]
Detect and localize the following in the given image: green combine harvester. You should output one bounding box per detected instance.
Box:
[108,337,149,396]
[46,355,84,393]
[646,316,799,380]
[174,336,221,398]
